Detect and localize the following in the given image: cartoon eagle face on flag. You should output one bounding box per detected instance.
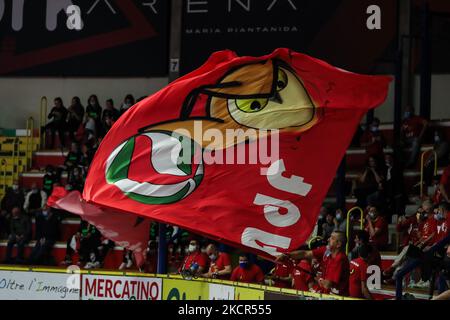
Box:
[81,48,391,259]
[104,58,324,205]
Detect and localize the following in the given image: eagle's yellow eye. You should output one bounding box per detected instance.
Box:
[235,98,268,113]
[276,69,288,91]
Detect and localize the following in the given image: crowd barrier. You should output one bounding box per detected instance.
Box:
[0,266,359,300]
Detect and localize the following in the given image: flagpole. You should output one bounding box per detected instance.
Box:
[157,224,167,274]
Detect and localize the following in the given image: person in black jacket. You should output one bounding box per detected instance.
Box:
[86,94,103,136]
[43,97,68,149]
[66,96,85,142]
[28,206,61,265]
[4,207,31,264]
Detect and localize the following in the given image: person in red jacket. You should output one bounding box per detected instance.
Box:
[365,205,389,250]
[276,231,350,296]
[230,254,265,284]
[179,238,209,276]
[266,262,292,288]
[291,259,314,292]
[396,211,422,249]
[349,244,373,299]
[434,202,449,243]
[202,243,232,280]
[400,106,428,168]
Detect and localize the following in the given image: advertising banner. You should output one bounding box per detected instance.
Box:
[234,286,264,300]
[164,278,210,300]
[209,283,235,300]
[0,270,80,300]
[82,274,162,300]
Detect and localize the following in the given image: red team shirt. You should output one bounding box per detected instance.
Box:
[272,263,293,288]
[402,115,426,138]
[230,264,265,284]
[420,216,438,246]
[365,216,389,248]
[208,252,232,279]
[292,260,313,291]
[312,246,350,296]
[349,257,369,298]
[436,216,450,243]
[180,251,209,272]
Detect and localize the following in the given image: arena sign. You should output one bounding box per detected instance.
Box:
[180,0,397,75]
[0,0,168,76]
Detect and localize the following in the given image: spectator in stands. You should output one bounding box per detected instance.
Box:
[349,244,373,299]
[365,205,389,251]
[230,254,265,284]
[350,230,381,268]
[333,208,347,233]
[83,114,97,145]
[64,142,81,177]
[276,231,350,296]
[66,96,85,142]
[1,181,25,218]
[265,261,292,288]
[4,206,30,264]
[291,259,314,292]
[23,183,47,215]
[86,94,102,134]
[360,117,385,161]
[61,220,101,267]
[400,106,428,168]
[120,94,135,116]
[383,153,405,218]
[119,249,134,270]
[42,165,58,196]
[352,156,385,208]
[67,167,84,192]
[435,202,450,243]
[383,200,437,281]
[143,240,157,273]
[28,205,60,265]
[439,164,450,203]
[44,97,68,149]
[321,211,335,240]
[86,237,115,269]
[80,143,95,169]
[102,115,115,135]
[396,207,422,249]
[179,238,209,276]
[102,99,119,123]
[316,206,329,237]
[202,243,232,279]
[430,175,442,204]
[424,130,449,186]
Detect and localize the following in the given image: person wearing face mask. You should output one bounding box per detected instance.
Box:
[1,180,25,222]
[400,106,428,168]
[360,117,385,159]
[423,130,450,187]
[230,254,265,284]
[120,94,135,116]
[28,205,60,266]
[333,208,347,233]
[350,230,381,268]
[4,206,30,264]
[202,243,232,280]
[179,238,208,276]
[275,231,349,296]
[364,205,389,250]
[42,165,59,197]
[23,183,47,215]
[321,212,335,241]
[434,202,449,243]
[383,200,437,282]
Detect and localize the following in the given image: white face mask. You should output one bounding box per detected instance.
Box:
[12,185,19,191]
[209,254,217,261]
[188,244,197,253]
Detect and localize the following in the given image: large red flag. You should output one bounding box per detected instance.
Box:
[81,48,391,259]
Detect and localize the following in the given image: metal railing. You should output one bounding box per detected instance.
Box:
[420,149,438,198]
[1,159,7,195]
[26,117,34,169]
[346,206,364,255]
[39,96,48,150]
